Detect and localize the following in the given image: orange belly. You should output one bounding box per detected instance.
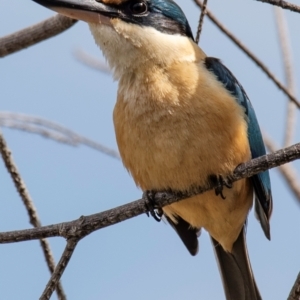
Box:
[113,59,252,251]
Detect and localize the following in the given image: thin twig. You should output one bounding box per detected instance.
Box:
[0,112,120,160]
[40,238,79,300]
[193,0,300,108]
[73,49,111,74]
[274,7,297,146]
[263,133,300,203]
[0,14,77,58]
[256,0,300,14]
[288,272,300,300]
[195,0,208,44]
[0,120,77,145]
[0,130,66,299]
[0,141,300,244]
[39,239,66,300]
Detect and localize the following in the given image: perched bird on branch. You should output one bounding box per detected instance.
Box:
[32,0,273,298]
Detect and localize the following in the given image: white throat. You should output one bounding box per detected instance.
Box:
[88,20,198,80]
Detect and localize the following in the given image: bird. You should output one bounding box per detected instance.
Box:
[32,0,273,299]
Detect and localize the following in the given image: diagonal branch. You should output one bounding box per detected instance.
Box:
[195,0,208,44]
[0,141,300,245]
[0,130,67,299]
[193,0,300,108]
[255,0,300,14]
[0,14,77,58]
[288,272,300,300]
[40,238,79,300]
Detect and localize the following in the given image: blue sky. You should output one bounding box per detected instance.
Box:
[1,0,300,299]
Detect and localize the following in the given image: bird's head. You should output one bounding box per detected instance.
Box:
[33,0,199,77]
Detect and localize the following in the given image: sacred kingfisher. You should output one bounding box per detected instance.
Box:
[32,0,273,299]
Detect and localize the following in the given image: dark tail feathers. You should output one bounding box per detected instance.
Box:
[211,227,262,300]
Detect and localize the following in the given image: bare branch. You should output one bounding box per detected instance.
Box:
[0,141,300,244]
[193,0,300,108]
[39,239,67,300]
[256,0,300,14]
[274,7,297,146]
[0,112,120,160]
[0,130,40,226]
[1,120,77,146]
[40,238,79,300]
[195,0,208,44]
[263,133,300,203]
[0,130,66,299]
[288,272,300,300]
[73,49,111,74]
[0,14,77,58]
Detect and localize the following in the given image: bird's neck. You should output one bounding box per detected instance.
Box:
[89,21,205,80]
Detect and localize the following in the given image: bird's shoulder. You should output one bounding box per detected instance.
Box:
[203,57,249,112]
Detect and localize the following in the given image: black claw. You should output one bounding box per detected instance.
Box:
[209,174,233,200]
[216,189,226,200]
[143,190,163,222]
[223,177,233,189]
[215,183,226,199]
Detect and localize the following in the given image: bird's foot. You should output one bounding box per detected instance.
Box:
[209,175,233,200]
[143,190,163,222]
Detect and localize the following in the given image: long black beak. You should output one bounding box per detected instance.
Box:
[32,0,119,24]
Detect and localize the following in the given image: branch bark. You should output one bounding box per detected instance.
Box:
[0,130,67,299]
[195,0,208,44]
[1,141,300,245]
[0,14,77,57]
[256,0,300,13]
[40,238,78,300]
[288,272,300,300]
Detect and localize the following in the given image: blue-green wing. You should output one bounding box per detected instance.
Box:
[204,57,272,239]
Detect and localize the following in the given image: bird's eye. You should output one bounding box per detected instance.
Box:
[130,1,148,15]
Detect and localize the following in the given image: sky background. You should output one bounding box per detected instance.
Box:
[1,0,300,299]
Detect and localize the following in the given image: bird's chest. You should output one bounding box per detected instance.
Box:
[113,67,250,192]
[114,96,186,187]
[114,91,250,192]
